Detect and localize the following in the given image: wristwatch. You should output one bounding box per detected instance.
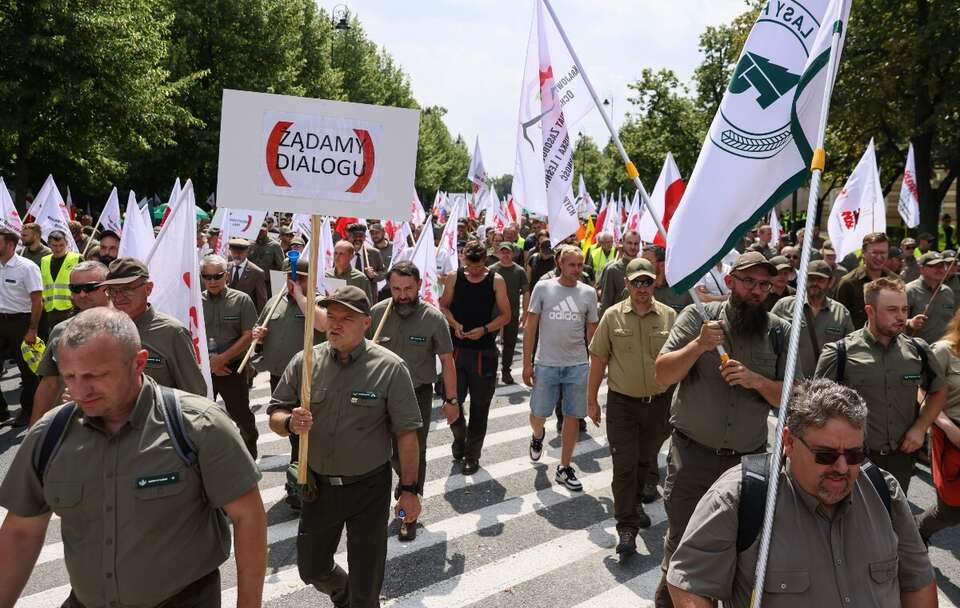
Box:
[398,483,418,494]
[443,397,459,407]
[283,414,294,435]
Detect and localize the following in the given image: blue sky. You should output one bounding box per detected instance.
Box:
[319,0,749,175]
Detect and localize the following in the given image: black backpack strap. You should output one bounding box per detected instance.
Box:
[737,452,772,552]
[907,337,932,391]
[32,403,78,483]
[158,386,199,471]
[860,459,893,519]
[835,338,847,383]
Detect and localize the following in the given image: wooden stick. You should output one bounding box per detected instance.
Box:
[372,298,393,344]
[297,215,321,485]
[236,285,287,374]
[361,242,370,271]
[922,257,957,317]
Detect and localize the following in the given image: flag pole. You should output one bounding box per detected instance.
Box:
[750,21,845,608]
[83,191,115,258]
[297,214,321,486]
[541,0,728,362]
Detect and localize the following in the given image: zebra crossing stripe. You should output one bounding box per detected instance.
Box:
[570,568,661,608]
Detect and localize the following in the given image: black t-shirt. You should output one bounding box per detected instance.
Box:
[527,253,556,290]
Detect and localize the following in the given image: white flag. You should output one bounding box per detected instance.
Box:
[770,207,781,247]
[410,190,426,226]
[292,213,311,238]
[0,177,23,235]
[140,204,153,235]
[576,174,595,218]
[147,180,213,398]
[437,197,464,275]
[390,222,413,268]
[32,176,78,252]
[827,138,886,260]
[665,0,851,290]
[96,188,123,236]
[512,0,593,218]
[118,191,154,261]
[26,174,58,220]
[897,143,921,228]
[409,218,440,307]
[468,136,490,203]
[624,190,643,234]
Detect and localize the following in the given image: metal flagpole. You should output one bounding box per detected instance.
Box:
[541,0,729,362]
[750,21,846,608]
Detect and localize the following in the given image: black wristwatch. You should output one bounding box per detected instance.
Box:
[443,397,459,407]
[283,414,294,435]
[399,483,418,494]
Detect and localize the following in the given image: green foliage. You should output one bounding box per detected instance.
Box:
[415,107,470,196]
[572,134,613,198]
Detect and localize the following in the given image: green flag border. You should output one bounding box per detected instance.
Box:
[670,22,840,294]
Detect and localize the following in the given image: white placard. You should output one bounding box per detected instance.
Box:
[269,270,287,298]
[217,89,420,220]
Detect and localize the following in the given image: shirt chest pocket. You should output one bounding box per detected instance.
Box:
[868,556,898,584]
[133,468,192,520]
[763,569,810,595]
[750,352,778,377]
[649,330,669,358]
[44,480,84,517]
[612,328,635,352]
[222,314,242,331]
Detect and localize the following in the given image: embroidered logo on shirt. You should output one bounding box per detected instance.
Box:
[350,390,378,404]
[903,373,921,381]
[136,472,180,488]
[146,355,164,367]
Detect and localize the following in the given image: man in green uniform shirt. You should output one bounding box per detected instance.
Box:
[835,232,898,328]
[642,244,694,313]
[598,230,641,316]
[201,254,259,458]
[19,222,51,267]
[101,258,207,396]
[815,277,947,492]
[489,241,529,384]
[248,223,285,295]
[328,240,377,305]
[368,261,458,540]
[0,308,266,608]
[905,251,955,345]
[268,286,422,608]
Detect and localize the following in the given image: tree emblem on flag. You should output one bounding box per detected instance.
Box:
[729,53,801,109]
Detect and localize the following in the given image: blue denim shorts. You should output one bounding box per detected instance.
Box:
[529,363,589,419]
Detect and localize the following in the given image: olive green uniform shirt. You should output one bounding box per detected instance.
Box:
[202,287,257,364]
[267,339,421,476]
[489,262,528,319]
[248,237,285,274]
[0,378,261,608]
[905,277,955,345]
[835,266,898,329]
[770,296,855,376]
[901,258,920,284]
[654,285,694,314]
[368,300,453,387]
[328,266,377,307]
[667,463,933,607]
[133,306,208,396]
[255,291,326,377]
[22,243,52,267]
[659,301,790,453]
[814,328,945,451]
[932,341,960,424]
[589,298,676,398]
[598,257,631,316]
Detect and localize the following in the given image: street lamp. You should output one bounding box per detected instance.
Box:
[332,4,351,30]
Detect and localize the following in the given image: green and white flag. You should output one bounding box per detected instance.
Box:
[666,0,850,291]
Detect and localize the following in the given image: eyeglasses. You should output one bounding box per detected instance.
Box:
[68,282,102,293]
[732,275,773,292]
[105,281,147,296]
[629,277,655,288]
[201,272,226,281]
[796,436,866,465]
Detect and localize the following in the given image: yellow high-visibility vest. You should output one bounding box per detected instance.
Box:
[40,252,81,312]
[589,245,617,272]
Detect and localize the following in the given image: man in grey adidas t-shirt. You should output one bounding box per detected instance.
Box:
[523,245,599,491]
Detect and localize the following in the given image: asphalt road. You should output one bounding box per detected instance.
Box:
[2,357,960,607]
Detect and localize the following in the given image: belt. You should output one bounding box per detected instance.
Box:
[610,390,665,404]
[674,429,758,457]
[312,463,388,487]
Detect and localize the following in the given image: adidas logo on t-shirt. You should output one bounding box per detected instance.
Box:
[547,296,583,322]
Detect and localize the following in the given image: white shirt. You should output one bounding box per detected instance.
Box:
[696,265,730,296]
[0,253,43,313]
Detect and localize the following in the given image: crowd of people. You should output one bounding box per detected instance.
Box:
[0,206,956,607]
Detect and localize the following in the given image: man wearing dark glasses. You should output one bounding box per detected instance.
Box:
[667,379,936,607]
[30,261,110,425]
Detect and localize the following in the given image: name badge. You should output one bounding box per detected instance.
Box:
[136,472,180,488]
[350,390,378,404]
[224,315,240,321]
[146,355,164,367]
[409,336,427,343]
[295,313,305,319]
[903,374,921,381]
[825,326,843,335]
[3,278,15,284]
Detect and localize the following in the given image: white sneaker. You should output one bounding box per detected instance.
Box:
[555,465,583,491]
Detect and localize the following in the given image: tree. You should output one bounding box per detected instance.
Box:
[572,134,613,199]
[414,106,470,198]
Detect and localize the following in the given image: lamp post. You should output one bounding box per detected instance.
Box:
[332,4,351,30]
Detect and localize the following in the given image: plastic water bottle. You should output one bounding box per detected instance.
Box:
[207,337,217,355]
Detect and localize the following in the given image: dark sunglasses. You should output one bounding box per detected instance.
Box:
[68,282,102,294]
[797,436,866,465]
[629,277,655,288]
[201,272,226,281]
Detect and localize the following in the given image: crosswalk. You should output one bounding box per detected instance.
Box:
[5,355,960,607]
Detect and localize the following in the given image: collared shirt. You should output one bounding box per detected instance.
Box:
[0,253,42,313]
[255,291,325,377]
[21,243,51,267]
[598,257,631,316]
[815,327,945,451]
[267,339,421,476]
[770,296,855,376]
[932,341,960,424]
[489,261,528,318]
[835,266,898,329]
[905,277,955,345]
[0,377,261,608]
[660,301,790,452]
[248,237,285,273]
[202,287,256,363]
[133,306,208,396]
[590,297,676,397]
[229,259,248,284]
[368,300,453,386]
[654,285,694,313]
[328,266,376,306]
[900,257,920,284]
[667,462,933,607]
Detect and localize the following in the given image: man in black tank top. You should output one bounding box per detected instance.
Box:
[439,241,512,474]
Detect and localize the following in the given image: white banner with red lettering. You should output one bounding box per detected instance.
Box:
[0,177,22,235]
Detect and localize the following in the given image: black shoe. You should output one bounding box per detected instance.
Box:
[399,519,417,541]
[10,414,28,428]
[529,431,545,461]
[462,459,480,475]
[641,483,661,504]
[285,491,302,511]
[636,505,652,529]
[578,418,587,433]
[451,440,465,462]
[501,371,515,385]
[615,528,637,558]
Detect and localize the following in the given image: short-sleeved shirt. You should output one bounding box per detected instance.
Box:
[0,253,42,313]
[489,261,528,318]
[248,237,285,274]
[368,300,453,386]
[255,291,325,377]
[328,267,376,308]
[835,266,898,329]
[0,377,261,608]
[654,285,694,314]
[202,287,257,363]
[267,339,421,476]
[528,277,599,367]
[598,257,630,315]
[906,278,955,345]
[667,462,933,607]
[659,301,790,453]
[815,328,945,451]
[589,298,676,397]
[771,296,855,376]
[133,306,208,396]
[901,258,920,284]
[932,341,960,424]
[21,244,52,267]
[526,253,556,289]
